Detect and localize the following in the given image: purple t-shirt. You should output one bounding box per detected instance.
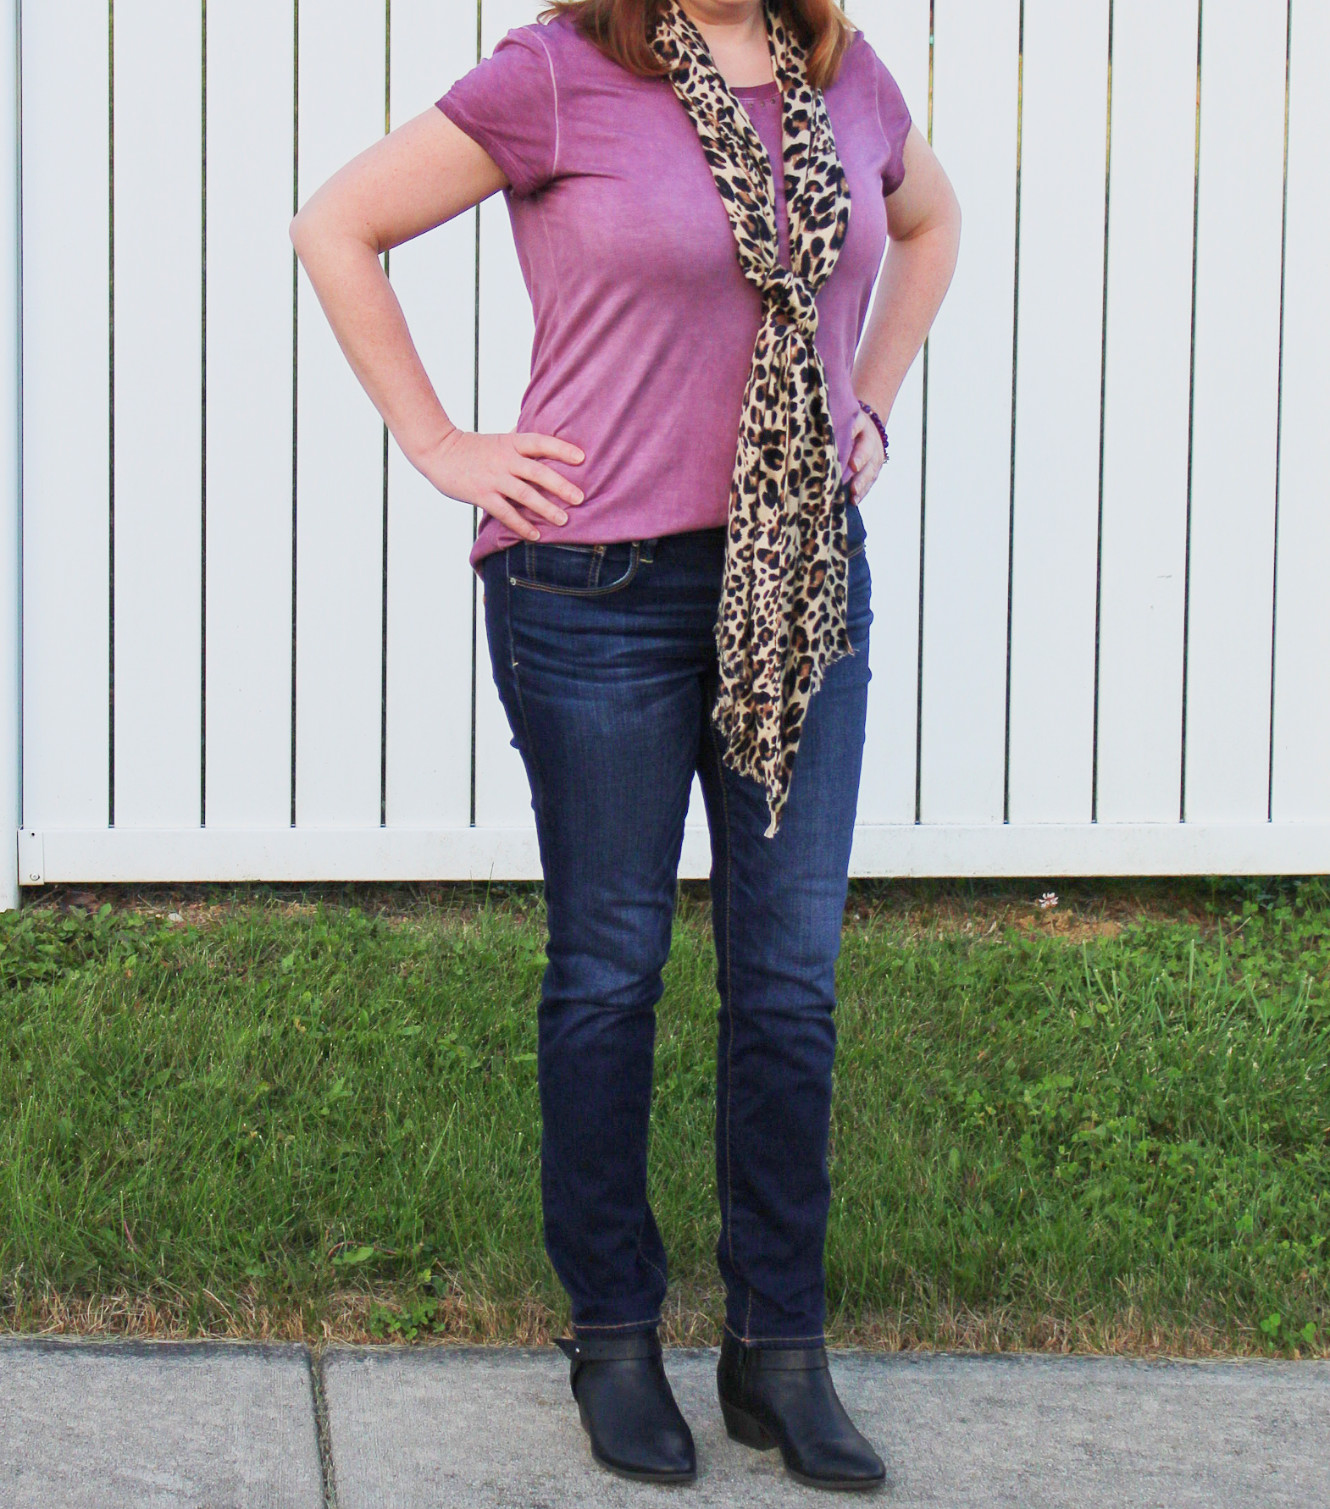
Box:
[435,13,912,573]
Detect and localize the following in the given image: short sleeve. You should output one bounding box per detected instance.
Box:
[868,46,912,197]
[435,26,559,198]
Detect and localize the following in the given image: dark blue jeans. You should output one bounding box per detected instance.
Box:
[481,489,872,1347]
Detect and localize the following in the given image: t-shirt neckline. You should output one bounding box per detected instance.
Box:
[730,80,781,99]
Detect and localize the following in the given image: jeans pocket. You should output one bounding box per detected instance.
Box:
[506,539,641,597]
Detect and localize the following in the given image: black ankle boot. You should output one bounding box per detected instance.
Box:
[717,1333,886,1491]
[554,1330,696,1484]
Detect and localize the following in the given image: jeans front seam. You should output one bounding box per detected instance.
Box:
[706,704,745,1329]
[502,554,542,828]
[636,1234,668,1290]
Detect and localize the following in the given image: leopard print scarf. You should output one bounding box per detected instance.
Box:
[647,0,854,838]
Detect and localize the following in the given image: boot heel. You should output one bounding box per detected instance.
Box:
[721,1398,776,1451]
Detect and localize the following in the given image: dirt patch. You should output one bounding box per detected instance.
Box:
[6,1284,1319,1361]
[27,881,547,934]
[27,876,1232,942]
[835,879,1221,943]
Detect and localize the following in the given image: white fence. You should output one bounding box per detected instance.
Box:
[3,0,1328,908]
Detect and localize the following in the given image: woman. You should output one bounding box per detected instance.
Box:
[292,0,959,1490]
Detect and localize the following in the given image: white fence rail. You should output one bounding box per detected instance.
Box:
[3,0,1328,905]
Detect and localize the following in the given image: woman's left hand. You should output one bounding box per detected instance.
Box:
[847,408,886,503]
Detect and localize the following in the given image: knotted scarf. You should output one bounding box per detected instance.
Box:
[647,0,854,838]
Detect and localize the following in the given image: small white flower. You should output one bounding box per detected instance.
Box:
[1036,892,1059,911]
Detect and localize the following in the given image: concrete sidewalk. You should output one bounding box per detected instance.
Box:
[1,1340,1327,1508]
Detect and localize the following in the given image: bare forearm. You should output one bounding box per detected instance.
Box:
[288,109,584,542]
[292,223,457,467]
[852,215,961,425]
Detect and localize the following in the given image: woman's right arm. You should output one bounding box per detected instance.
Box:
[288,107,583,543]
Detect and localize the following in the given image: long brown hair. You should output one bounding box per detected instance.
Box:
[535,0,856,91]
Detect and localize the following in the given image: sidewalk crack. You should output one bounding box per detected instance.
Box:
[306,1344,339,1509]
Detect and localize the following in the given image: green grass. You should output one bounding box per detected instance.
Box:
[0,878,1326,1355]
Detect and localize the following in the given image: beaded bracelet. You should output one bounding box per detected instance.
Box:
[857,398,890,461]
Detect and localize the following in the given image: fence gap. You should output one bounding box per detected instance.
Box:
[199,0,208,828]
[469,0,483,831]
[1266,0,1294,824]
[106,0,116,828]
[289,0,300,828]
[1090,0,1116,825]
[912,0,935,827]
[1178,0,1204,824]
[1001,0,1025,827]
[380,0,391,829]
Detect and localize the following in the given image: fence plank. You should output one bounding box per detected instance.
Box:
[294,0,387,826]
[472,0,555,834]
[1006,0,1110,823]
[1270,0,1330,823]
[384,1,478,829]
[20,1,111,830]
[918,0,1021,823]
[1183,0,1287,822]
[851,0,930,826]
[205,0,295,829]
[112,3,203,828]
[1095,0,1198,823]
